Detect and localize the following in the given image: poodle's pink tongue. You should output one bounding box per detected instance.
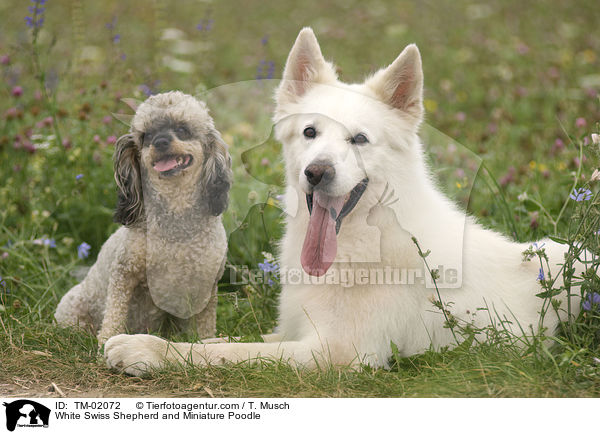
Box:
[301,191,345,277]
[153,158,178,172]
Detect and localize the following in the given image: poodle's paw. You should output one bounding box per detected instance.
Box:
[104,334,168,376]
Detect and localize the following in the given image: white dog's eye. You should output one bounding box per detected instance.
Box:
[351,133,369,145]
[303,126,317,139]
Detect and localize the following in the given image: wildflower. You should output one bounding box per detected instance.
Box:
[93,135,100,143]
[531,242,545,251]
[77,242,91,259]
[139,84,153,97]
[261,35,269,45]
[592,134,600,145]
[552,138,564,153]
[536,268,544,281]
[455,112,466,122]
[0,55,10,65]
[258,259,278,273]
[583,292,600,311]
[575,117,587,128]
[11,86,23,97]
[1,252,8,259]
[112,34,121,44]
[25,0,46,29]
[261,157,270,166]
[256,60,275,80]
[0,276,5,289]
[34,237,56,248]
[517,192,528,202]
[196,18,214,32]
[102,115,112,124]
[75,174,84,180]
[529,211,539,229]
[569,188,592,201]
[591,169,600,182]
[42,116,53,127]
[499,166,516,187]
[62,138,72,149]
[106,135,117,145]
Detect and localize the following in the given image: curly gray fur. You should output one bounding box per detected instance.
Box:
[55,91,232,346]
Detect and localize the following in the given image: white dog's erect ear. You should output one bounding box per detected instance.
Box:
[366,44,424,121]
[276,28,338,106]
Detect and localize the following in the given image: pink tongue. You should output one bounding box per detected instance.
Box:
[153,158,178,172]
[301,191,345,277]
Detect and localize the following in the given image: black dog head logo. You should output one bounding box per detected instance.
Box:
[3,400,50,431]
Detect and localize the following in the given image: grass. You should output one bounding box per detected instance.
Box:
[1,0,600,397]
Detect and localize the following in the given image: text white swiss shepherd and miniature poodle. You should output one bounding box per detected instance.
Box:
[104,28,581,375]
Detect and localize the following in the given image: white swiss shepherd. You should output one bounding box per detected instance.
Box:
[105,28,578,375]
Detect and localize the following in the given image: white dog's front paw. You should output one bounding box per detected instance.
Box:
[104,334,168,376]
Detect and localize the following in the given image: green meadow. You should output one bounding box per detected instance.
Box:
[0,0,599,397]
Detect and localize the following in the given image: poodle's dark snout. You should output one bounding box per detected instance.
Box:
[152,133,172,152]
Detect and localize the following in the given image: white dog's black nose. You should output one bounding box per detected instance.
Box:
[305,163,335,186]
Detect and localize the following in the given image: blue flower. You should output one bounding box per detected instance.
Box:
[0,277,5,288]
[569,188,592,202]
[25,0,45,29]
[583,293,600,311]
[261,35,269,45]
[196,18,214,32]
[531,242,545,251]
[76,174,84,180]
[112,34,121,44]
[256,60,275,80]
[536,268,544,281]
[43,238,56,248]
[258,259,278,273]
[77,242,91,259]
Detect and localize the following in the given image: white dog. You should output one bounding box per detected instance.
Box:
[105,28,579,375]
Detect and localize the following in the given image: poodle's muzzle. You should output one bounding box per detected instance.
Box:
[150,130,194,177]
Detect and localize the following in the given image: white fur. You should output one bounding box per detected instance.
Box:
[105,28,580,376]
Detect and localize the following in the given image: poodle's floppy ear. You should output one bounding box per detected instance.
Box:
[202,130,232,216]
[113,133,144,226]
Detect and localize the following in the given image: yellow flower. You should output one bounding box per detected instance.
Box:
[529,160,537,170]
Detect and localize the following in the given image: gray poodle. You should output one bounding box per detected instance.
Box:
[55,91,232,345]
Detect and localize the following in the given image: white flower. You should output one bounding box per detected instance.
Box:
[592,133,600,145]
[517,192,528,202]
[591,168,600,182]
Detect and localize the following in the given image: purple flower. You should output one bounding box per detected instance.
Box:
[139,84,153,97]
[536,268,544,281]
[569,188,592,202]
[258,259,278,273]
[77,242,91,259]
[11,86,23,97]
[196,18,214,32]
[25,0,46,29]
[583,293,600,311]
[531,242,545,251]
[261,35,269,45]
[0,276,5,288]
[112,34,121,44]
[75,174,83,180]
[256,60,275,80]
[576,117,587,128]
[0,55,10,65]
[34,237,56,248]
